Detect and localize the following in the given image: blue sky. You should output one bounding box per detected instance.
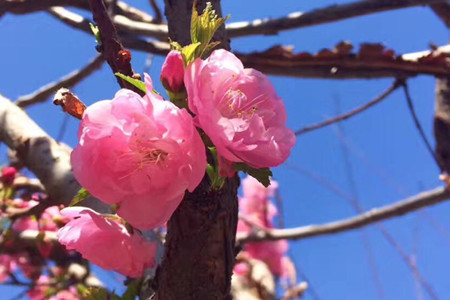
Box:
[1,0,449,299]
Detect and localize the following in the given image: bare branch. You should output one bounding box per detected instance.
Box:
[16,55,104,108]
[113,14,167,40]
[148,0,163,24]
[47,7,170,55]
[238,44,450,79]
[402,81,442,171]
[1,0,155,23]
[226,0,448,38]
[0,94,107,212]
[295,80,401,135]
[237,186,450,243]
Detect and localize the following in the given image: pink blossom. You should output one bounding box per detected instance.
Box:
[161,50,185,93]
[50,287,79,300]
[233,262,250,277]
[237,176,288,276]
[245,240,288,276]
[184,49,295,169]
[1,166,17,186]
[71,74,206,229]
[11,199,39,232]
[238,176,278,230]
[57,207,157,278]
[27,275,50,300]
[0,254,15,283]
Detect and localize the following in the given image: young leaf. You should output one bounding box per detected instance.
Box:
[190,1,229,58]
[70,188,91,207]
[180,42,201,66]
[89,23,101,45]
[235,163,272,187]
[121,280,140,300]
[115,73,146,93]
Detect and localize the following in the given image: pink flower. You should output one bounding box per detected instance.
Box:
[27,275,50,300]
[245,240,288,276]
[71,74,206,229]
[161,50,185,93]
[237,176,288,276]
[238,176,278,230]
[0,254,15,283]
[184,49,295,169]
[1,166,17,186]
[50,287,79,300]
[11,199,39,232]
[57,207,157,278]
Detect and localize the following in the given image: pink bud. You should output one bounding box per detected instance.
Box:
[161,50,185,93]
[1,166,17,186]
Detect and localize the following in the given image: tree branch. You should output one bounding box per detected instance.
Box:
[47,7,170,55]
[226,0,448,38]
[295,79,402,135]
[237,44,450,79]
[87,0,143,94]
[237,186,450,243]
[1,0,155,23]
[0,94,107,212]
[16,55,104,108]
[153,2,236,300]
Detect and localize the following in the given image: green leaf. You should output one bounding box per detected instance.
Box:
[180,42,201,66]
[89,23,101,45]
[200,41,221,58]
[115,73,146,93]
[235,163,272,187]
[191,2,228,46]
[190,1,229,59]
[70,188,91,207]
[122,280,140,300]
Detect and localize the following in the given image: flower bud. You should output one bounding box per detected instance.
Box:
[161,50,185,93]
[1,166,17,186]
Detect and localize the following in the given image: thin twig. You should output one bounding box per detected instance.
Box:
[402,81,443,171]
[236,186,450,243]
[16,55,104,108]
[334,97,387,300]
[47,7,169,55]
[378,226,439,300]
[148,0,163,23]
[295,80,401,135]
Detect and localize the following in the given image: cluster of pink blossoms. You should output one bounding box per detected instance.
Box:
[58,48,295,278]
[235,176,290,278]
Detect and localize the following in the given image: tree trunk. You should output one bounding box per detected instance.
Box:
[153,1,238,299]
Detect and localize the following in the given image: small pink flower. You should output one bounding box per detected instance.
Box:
[0,254,15,283]
[27,275,50,300]
[184,49,295,169]
[245,240,288,276]
[237,176,288,276]
[233,262,250,277]
[161,50,185,93]
[57,207,157,278]
[50,287,79,300]
[71,74,206,229]
[1,166,17,186]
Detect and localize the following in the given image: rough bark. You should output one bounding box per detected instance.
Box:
[153,1,238,300]
[434,77,450,173]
